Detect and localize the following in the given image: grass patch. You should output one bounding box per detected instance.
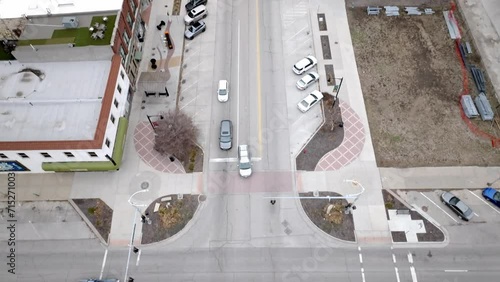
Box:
[17,14,117,47]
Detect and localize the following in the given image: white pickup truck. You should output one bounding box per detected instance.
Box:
[238,145,252,178]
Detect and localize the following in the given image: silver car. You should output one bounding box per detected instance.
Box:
[184,20,206,40]
[297,90,324,113]
[296,71,320,90]
[441,191,474,221]
[184,5,207,25]
[219,120,232,150]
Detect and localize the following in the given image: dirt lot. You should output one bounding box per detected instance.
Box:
[347,7,500,167]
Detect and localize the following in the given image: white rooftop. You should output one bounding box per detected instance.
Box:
[0,60,111,142]
[0,0,123,19]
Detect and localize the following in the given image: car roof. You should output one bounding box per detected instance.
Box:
[192,5,206,12]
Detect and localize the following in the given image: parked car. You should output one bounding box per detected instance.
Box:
[297,90,323,113]
[441,191,474,221]
[185,0,207,11]
[217,80,229,102]
[482,187,500,208]
[296,71,320,90]
[219,120,232,150]
[238,145,252,178]
[184,20,206,40]
[293,55,317,75]
[184,5,207,25]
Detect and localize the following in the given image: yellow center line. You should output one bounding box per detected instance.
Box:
[255,0,262,156]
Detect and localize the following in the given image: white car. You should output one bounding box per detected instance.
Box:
[296,71,320,90]
[184,5,207,25]
[238,145,252,178]
[217,80,229,102]
[297,90,324,113]
[293,55,317,75]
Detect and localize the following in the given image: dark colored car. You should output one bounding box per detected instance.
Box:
[441,191,474,221]
[482,187,500,208]
[185,0,207,11]
[184,20,206,40]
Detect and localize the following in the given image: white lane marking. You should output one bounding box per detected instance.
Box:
[209,158,238,163]
[395,267,401,282]
[285,25,308,41]
[99,249,108,280]
[420,192,459,223]
[474,212,480,217]
[236,20,240,146]
[250,157,262,162]
[468,190,500,215]
[392,254,397,263]
[361,268,366,282]
[358,253,363,264]
[410,266,418,282]
[444,269,468,273]
[407,252,413,264]
[136,249,142,266]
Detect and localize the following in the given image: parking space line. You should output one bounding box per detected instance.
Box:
[180,81,198,95]
[468,190,500,215]
[285,25,308,42]
[289,38,312,56]
[420,192,459,223]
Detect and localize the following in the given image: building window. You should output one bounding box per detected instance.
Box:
[111,114,116,124]
[105,138,111,148]
[114,99,119,108]
[117,84,122,93]
[123,31,130,47]
[88,152,98,157]
[127,13,133,29]
[18,153,29,158]
[129,0,136,13]
[41,152,51,158]
[119,46,126,64]
[0,153,8,159]
[120,70,125,79]
[64,152,75,157]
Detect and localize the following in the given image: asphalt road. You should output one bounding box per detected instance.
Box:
[6,239,500,282]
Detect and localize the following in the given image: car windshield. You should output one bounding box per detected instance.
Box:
[449,196,460,205]
[493,191,500,201]
[219,89,226,95]
[240,162,251,169]
[300,100,310,107]
[188,11,195,17]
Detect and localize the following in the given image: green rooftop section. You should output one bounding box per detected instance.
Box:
[17,14,117,47]
[0,48,15,60]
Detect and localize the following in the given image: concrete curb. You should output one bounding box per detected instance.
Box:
[68,198,108,246]
[384,189,450,247]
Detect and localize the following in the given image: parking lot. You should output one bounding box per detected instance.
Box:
[395,189,500,227]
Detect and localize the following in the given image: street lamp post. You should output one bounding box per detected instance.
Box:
[331,77,344,109]
[124,186,152,282]
[343,179,365,213]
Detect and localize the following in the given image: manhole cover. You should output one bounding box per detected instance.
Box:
[421,206,428,212]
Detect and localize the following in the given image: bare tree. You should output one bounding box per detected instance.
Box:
[154,110,199,162]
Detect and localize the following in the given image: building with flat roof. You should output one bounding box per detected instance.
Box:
[0,55,130,172]
[0,0,152,173]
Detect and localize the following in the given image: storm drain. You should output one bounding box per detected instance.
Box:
[325,65,335,86]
